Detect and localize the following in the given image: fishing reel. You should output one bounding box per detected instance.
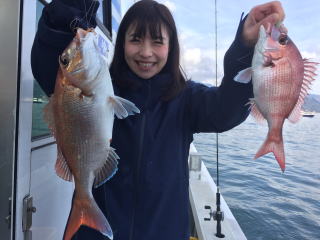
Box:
[204,191,225,238]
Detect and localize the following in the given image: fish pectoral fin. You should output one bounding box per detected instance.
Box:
[234,67,252,84]
[108,96,140,119]
[55,146,73,182]
[94,147,119,188]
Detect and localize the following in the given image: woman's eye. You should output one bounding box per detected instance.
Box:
[153,37,164,44]
[279,35,288,45]
[130,38,140,42]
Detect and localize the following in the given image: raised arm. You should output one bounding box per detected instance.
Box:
[185,15,253,134]
[185,1,286,134]
[31,0,99,96]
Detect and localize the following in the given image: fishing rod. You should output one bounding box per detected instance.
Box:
[213,0,225,235]
[204,0,225,238]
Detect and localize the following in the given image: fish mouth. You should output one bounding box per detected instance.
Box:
[70,67,84,75]
[257,25,279,54]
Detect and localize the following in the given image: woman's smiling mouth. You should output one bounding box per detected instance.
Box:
[136,61,156,70]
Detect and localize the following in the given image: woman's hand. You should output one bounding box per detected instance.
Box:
[46,0,100,32]
[242,1,285,47]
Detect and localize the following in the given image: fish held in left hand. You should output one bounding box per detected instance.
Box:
[235,23,318,172]
[43,28,140,240]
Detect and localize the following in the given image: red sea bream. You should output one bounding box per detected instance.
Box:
[44,28,140,240]
[235,24,318,172]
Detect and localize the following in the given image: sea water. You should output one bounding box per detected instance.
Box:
[194,115,320,240]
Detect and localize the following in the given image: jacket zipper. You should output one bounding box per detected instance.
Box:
[129,82,150,240]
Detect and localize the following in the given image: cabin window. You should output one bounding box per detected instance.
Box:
[32,0,50,140]
[97,0,113,40]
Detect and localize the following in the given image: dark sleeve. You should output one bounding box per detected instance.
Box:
[185,14,254,134]
[31,0,99,96]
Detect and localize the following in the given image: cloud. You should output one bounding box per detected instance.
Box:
[301,51,319,60]
[180,47,224,86]
[178,26,228,86]
[183,48,201,65]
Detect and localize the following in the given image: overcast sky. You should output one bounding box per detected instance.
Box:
[157,0,320,95]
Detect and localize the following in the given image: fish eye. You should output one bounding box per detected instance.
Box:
[60,55,70,67]
[278,35,288,45]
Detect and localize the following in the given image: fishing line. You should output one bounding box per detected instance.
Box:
[70,0,97,32]
[214,0,220,191]
[83,0,89,27]
[70,17,81,33]
[82,0,97,29]
[87,0,98,27]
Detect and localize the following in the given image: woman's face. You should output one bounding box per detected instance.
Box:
[124,24,170,79]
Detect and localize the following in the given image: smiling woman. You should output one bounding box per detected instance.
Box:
[124,24,169,79]
[110,0,186,101]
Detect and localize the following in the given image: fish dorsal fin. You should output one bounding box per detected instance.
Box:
[234,67,252,84]
[108,96,140,119]
[248,98,266,124]
[55,146,73,182]
[288,59,318,123]
[94,147,119,188]
[43,96,57,137]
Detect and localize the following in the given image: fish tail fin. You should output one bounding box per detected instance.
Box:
[254,136,285,172]
[63,195,113,240]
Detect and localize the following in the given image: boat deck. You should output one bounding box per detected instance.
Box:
[189,144,247,240]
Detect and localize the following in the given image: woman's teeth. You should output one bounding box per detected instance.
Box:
[138,62,154,68]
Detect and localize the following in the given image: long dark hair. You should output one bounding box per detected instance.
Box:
[109,0,186,101]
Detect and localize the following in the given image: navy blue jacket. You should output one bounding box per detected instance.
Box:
[31,1,254,239]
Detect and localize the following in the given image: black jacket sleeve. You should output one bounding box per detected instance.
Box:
[31,0,99,96]
[185,14,254,134]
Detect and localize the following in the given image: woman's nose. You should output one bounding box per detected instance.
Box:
[139,41,153,58]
